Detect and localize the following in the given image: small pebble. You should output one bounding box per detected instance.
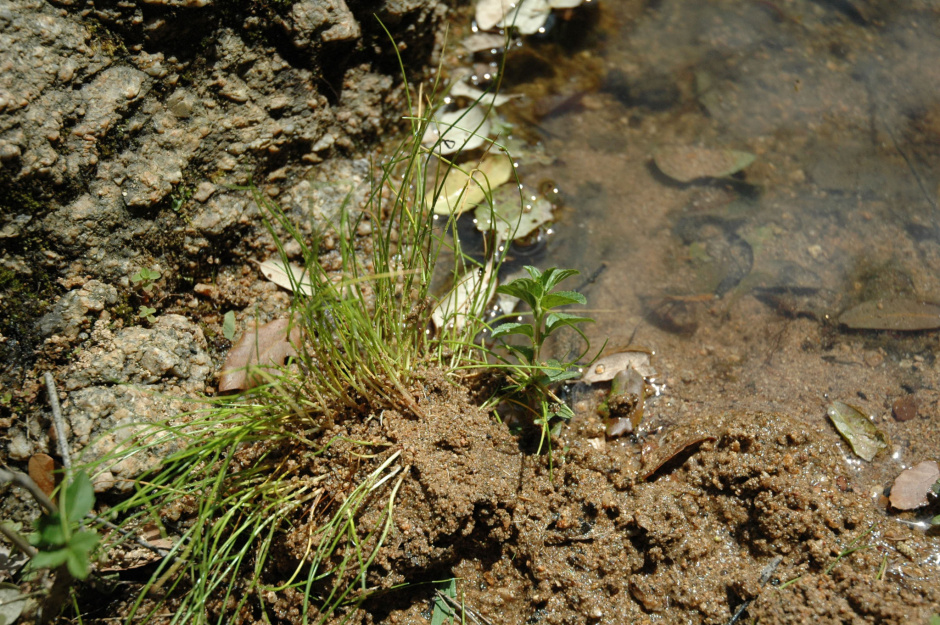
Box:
[892,395,917,421]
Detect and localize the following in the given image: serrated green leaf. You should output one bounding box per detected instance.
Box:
[32,514,66,547]
[64,472,95,524]
[539,267,579,293]
[545,312,593,336]
[30,548,69,571]
[64,531,99,580]
[222,311,237,341]
[496,279,540,309]
[508,345,535,364]
[826,401,888,462]
[491,322,534,340]
[541,290,586,310]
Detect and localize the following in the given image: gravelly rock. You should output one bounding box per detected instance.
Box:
[38,279,118,339]
[63,313,211,390]
[1,0,447,485]
[59,314,211,490]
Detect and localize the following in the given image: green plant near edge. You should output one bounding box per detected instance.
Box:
[490,266,597,469]
[29,471,100,581]
[130,267,160,293]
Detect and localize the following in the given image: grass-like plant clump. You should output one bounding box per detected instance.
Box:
[62,37,599,625]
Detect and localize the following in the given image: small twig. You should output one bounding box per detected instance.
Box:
[44,372,72,480]
[727,555,782,625]
[434,590,496,625]
[90,514,173,559]
[0,521,37,557]
[0,466,57,514]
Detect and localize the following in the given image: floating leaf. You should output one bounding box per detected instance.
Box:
[474,185,553,242]
[219,318,303,392]
[422,105,491,155]
[28,454,55,498]
[826,401,888,461]
[581,350,656,383]
[449,78,516,108]
[428,153,514,216]
[838,298,940,331]
[889,461,939,510]
[258,259,315,296]
[654,146,755,183]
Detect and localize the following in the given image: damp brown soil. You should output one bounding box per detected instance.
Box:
[88,367,940,625]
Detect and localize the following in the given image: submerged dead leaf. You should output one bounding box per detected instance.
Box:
[28,453,55,497]
[889,461,939,510]
[654,146,755,183]
[428,153,514,216]
[474,184,553,243]
[826,401,888,462]
[838,298,940,331]
[219,318,303,392]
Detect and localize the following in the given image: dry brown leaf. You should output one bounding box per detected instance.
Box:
[28,453,56,497]
[219,318,302,392]
[889,460,939,510]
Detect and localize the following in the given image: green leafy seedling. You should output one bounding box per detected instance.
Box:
[29,471,100,580]
[138,305,157,322]
[491,267,596,471]
[131,267,161,293]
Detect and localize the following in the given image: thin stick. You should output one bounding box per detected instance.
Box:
[0,466,56,514]
[0,522,37,557]
[44,372,72,480]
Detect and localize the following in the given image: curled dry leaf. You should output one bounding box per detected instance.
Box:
[28,453,56,497]
[653,145,755,183]
[838,298,940,331]
[889,461,939,510]
[642,425,717,480]
[826,400,888,462]
[581,350,656,383]
[219,318,303,393]
[431,261,496,331]
[258,259,315,296]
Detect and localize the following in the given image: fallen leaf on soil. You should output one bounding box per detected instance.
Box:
[581,350,655,383]
[28,453,56,497]
[826,400,888,462]
[838,298,940,331]
[642,428,716,481]
[258,259,315,296]
[889,461,939,510]
[0,584,27,625]
[653,145,755,183]
[219,318,303,392]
